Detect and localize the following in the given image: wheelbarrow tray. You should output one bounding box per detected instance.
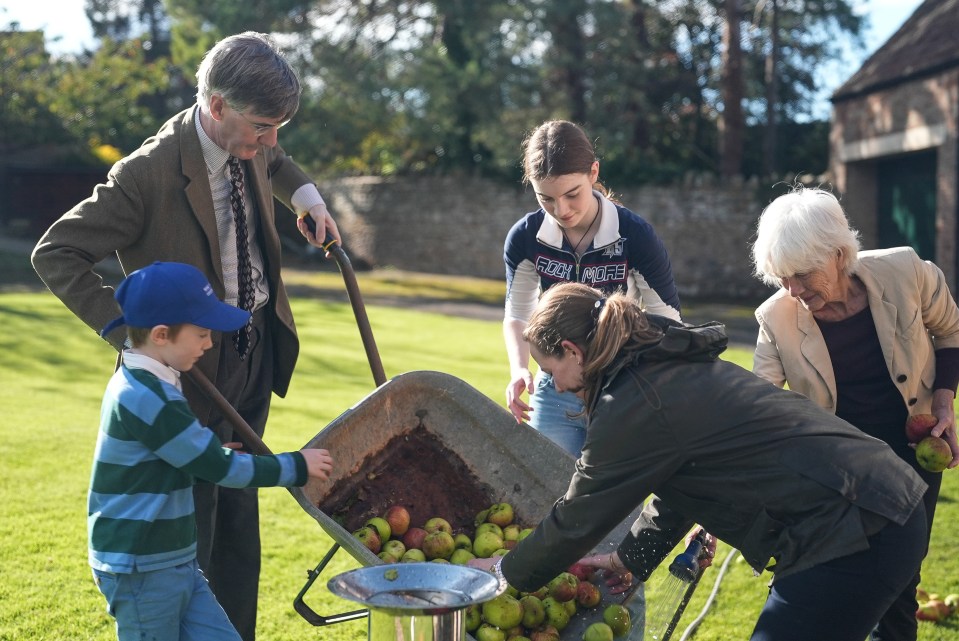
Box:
[292,370,645,637]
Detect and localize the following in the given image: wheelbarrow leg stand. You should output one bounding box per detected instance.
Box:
[294,542,369,626]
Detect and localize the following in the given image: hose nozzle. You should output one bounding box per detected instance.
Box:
[667,531,706,583]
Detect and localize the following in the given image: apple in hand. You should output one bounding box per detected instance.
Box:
[916,436,952,472]
[905,414,938,443]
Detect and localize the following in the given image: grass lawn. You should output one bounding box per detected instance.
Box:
[1,282,958,640]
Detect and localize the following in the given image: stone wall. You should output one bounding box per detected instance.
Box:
[321,175,773,302]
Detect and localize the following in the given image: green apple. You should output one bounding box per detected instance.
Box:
[477,522,504,539]
[519,595,545,629]
[487,503,515,527]
[422,531,456,560]
[465,605,482,632]
[454,533,474,550]
[473,531,505,558]
[542,597,570,631]
[364,517,391,542]
[450,548,476,565]
[482,593,524,629]
[583,622,615,641]
[475,508,490,528]
[603,604,630,636]
[916,435,952,472]
[424,517,453,534]
[476,623,507,641]
[400,548,426,562]
[382,539,406,559]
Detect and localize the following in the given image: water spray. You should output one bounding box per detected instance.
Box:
[644,530,709,641]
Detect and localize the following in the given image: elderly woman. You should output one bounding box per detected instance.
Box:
[751,186,959,641]
[472,282,927,641]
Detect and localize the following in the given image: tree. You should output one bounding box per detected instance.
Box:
[0,30,67,154]
[745,0,863,176]
[49,38,172,154]
[719,0,744,178]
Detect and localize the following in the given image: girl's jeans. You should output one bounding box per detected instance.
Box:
[93,559,241,641]
[529,371,587,456]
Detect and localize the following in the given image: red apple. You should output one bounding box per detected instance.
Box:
[547,572,579,603]
[402,527,428,550]
[384,505,411,537]
[567,562,593,582]
[353,526,381,554]
[530,625,559,641]
[916,601,941,621]
[905,414,938,443]
[576,581,601,608]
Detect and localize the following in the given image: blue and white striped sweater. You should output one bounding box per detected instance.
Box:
[88,364,306,573]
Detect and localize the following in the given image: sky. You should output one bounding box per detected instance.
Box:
[0,0,926,117]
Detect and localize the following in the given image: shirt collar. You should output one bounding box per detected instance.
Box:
[194,107,230,176]
[536,191,620,249]
[122,350,183,390]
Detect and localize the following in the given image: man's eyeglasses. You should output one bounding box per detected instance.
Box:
[232,106,289,136]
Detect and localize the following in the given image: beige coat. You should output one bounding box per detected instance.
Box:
[33,106,315,422]
[753,247,959,415]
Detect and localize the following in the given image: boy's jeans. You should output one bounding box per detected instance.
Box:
[528,371,587,456]
[93,559,241,641]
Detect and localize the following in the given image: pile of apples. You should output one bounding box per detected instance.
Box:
[351,502,633,641]
[916,588,959,623]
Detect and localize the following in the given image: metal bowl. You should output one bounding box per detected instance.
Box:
[328,563,505,616]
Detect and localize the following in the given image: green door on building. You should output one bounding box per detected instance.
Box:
[877,150,937,260]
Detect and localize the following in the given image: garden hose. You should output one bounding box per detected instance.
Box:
[677,547,740,641]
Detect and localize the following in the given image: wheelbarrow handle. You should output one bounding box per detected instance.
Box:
[301,215,388,387]
[185,368,273,456]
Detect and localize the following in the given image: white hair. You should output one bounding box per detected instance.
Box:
[752,187,861,287]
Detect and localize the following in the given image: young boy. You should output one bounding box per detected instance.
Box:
[88,261,333,641]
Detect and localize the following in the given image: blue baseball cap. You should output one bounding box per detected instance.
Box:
[100,261,251,337]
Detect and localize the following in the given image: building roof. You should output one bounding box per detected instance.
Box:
[832,0,959,102]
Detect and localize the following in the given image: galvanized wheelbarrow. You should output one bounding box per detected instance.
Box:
[290,369,649,639]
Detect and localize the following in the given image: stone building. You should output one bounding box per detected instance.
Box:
[830,0,959,288]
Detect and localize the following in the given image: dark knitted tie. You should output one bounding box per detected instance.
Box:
[227,156,254,359]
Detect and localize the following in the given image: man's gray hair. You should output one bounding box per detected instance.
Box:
[752,186,861,287]
[196,31,301,120]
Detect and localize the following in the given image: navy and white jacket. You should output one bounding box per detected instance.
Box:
[504,192,681,323]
